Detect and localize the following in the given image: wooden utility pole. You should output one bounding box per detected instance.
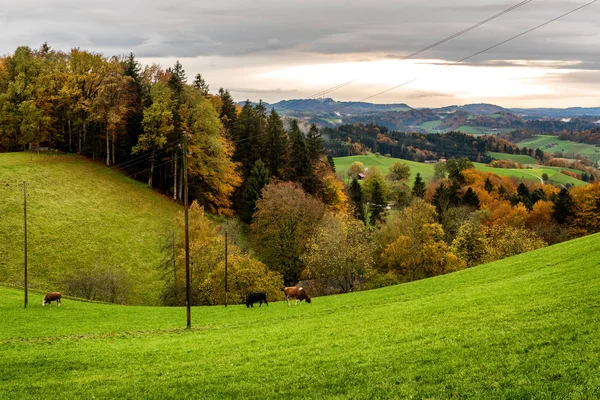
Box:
[183,133,191,328]
[224,230,228,307]
[23,181,28,308]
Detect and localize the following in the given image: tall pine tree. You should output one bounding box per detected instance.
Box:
[369,179,386,225]
[241,159,270,222]
[412,172,426,198]
[266,109,288,179]
[288,119,311,193]
[218,88,237,137]
[552,188,575,224]
[349,178,366,223]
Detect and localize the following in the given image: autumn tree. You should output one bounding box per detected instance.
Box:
[387,161,410,181]
[303,213,373,293]
[348,161,365,179]
[251,182,325,285]
[451,217,487,267]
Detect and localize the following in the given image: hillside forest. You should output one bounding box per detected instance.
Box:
[1,44,600,305]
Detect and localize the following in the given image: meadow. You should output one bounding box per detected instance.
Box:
[1,232,599,399]
[334,154,585,186]
[517,135,600,162]
[486,151,537,165]
[0,152,181,304]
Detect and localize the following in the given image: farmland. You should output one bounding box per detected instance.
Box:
[2,232,599,398]
[517,135,600,162]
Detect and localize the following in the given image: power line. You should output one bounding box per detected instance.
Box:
[334,0,598,112]
[252,0,533,114]
[106,141,180,171]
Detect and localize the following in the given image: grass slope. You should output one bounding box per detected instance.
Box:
[2,233,600,398]
[334,154,584,186]
[334,154,435,181]
[0,152,180,304]
[487,151,537,165]
[518,135,600,162]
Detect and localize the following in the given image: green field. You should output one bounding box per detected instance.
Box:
[420,120,442,133]
[518,135,600,162]
[487,151,537,165]
[334,154,585,186]
[2,233,600,398]
[333,154,435,182]
[474,163,586,187]
[457,126,515,136]
[0,152,180,304]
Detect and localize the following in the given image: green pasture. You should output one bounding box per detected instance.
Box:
[0,152,181,305]
[333,154,435,182]
[486,151,537,165]
[517,135,600,162]
[2,233,600,398]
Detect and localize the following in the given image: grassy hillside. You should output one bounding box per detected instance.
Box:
[333,154,435,181]
[518,135,600,162]
[487,151,537,164]
[0,152,180,304]
[2,233,599,398]
[334,154,585,186]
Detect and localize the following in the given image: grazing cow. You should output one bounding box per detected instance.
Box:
[246,291,268,308]
[282,286,311,306]
[42,292,61,307]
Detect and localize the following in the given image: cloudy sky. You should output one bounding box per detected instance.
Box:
[1,0,599,107]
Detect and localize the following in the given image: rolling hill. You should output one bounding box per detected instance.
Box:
[0,152,181,305]
[2,232,599,398]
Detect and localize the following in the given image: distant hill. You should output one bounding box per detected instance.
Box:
[239,97,411,116]
[511,107,600,118]
[433,103,513,115]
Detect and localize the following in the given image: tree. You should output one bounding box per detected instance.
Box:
[377,198,464,280]
[192,73,209,96]
[451,217,487,267]
[218,88,237,136]
[369,179,386,226]
[552,188,575,224]
[461,187,480,209]
[241,159,270,222]
[306,123,325,163]
[362,166,388,202]
[446,157,474,184]
[387,161,410,181]
[348,161,365,179]
[349,178,366,223]
[133,81,173,187]
[412,173,426,198]
[484,177,494,193]
[288,119,312,192]
[251,182,325,285]
[483,224,546,262]
[265,109,288,179]
[433,161,447,180]
[302,213,373,293]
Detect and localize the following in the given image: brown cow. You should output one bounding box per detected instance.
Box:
[42,292,61,307]
[282,286,311,306]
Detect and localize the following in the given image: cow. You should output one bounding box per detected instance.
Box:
[42,292,61,307]
[282,286,311,306]
[245,291,268,308]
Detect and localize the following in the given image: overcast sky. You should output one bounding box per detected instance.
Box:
[1,0,599,107]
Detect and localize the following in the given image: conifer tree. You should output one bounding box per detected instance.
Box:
[266,109,288,179]
[192,73,209,96]
[552,188,575,224]
[349,178,366,223]
[369,179,386,225]
[241,159,270,222]
[218,88,237,136]
[306,123,324,163]
[461,187,480,209]
[484,177,494,193]
[288,119,311,192]
[233,101,260,178]
[412,173,426,198]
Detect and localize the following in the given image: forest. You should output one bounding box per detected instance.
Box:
[1,44,600,305]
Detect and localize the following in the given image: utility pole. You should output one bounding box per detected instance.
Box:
[23,181,28,308]
[224,230,228,307]
[183,132,191,328]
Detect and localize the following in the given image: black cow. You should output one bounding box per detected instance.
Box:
[246,291,268,308]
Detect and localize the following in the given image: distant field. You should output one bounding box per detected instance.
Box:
[333,154,584,187]
[0,152,181,304]
[457,126,515,136]
[518,135,600,162]
[420,120,442,133]
[474,163,586,187]
[487,151,537,164]
[2,232,599,398]
[333,154,435,182]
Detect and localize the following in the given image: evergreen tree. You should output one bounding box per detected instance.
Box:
[412,173,426,198]
[484,176,494,193]
[218,88,237,136]
[233,101,261,178]
[306,123,324,163]
[288,119,311,192]
[552,188,575,224]
[432,182,451,221]
[241,159,270,222]
[461,187,480,209]
[349,178,366,223]
[327,154,336,172]
[122,53,144,163]
[192,73,209,96]
[265,109,288,179]
[369,179,386,225]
